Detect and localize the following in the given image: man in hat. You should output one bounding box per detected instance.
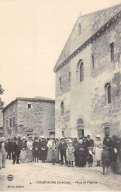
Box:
[12,137,21,164]
[33,137,39,162]
[39,136,47,162]
[58,137,67,165]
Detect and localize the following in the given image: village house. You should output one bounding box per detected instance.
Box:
[54,4,121,139]
[2,97,55,138]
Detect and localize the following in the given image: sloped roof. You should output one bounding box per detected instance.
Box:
[2,97,55,112]
[54,4,121,72]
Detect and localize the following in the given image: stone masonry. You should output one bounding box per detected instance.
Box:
[54,4,121,139]
[2,97,55,138]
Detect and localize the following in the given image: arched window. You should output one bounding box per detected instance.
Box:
[77,118,84,138]
[77,60,84,82]
[105,83,111,104]
[104,127,110,136]
[60,101,64,115]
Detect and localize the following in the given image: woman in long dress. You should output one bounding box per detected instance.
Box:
[26,137,33,162]
[94,135,102,166]
[47,138,53,162]
[55,139,60,163]
[19,137,27,163]
[77,138,86,167]
[66,140,75,167]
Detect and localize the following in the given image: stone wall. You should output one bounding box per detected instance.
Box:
[55,5,121,139]
[3,102,18,137]
[3,99,55,138]
[17,100,55,138]
[91,16,121,138]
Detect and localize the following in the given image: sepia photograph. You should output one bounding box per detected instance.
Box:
[0,0,121,192]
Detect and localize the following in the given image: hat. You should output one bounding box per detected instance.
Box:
[96,134,101,138]
[14,137,18,141]
[87,135,90,137]
[0,137,5,142]
[66,139,70,141]
[40,136,45,139]
[68,140,72,143]
[22,136,26,140]
[60,137,65,140]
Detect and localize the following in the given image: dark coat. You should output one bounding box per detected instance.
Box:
[85,139,94,149]
[39,140,47,160]
[77,143,86,167]
[59,142,67,152]
[12,142,21,155]
[33,141,40,151]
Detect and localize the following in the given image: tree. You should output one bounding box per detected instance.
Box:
[0,84,4,95]
[0,84,4,107]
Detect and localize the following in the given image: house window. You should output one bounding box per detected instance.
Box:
[110,42,114,62]
[105,83,111,104]
[104,127,110,136]
[10,118,12,127]
[13,117,15,127]
[60,101,64,115]
[92,54,95,68]
[28,104,31,109]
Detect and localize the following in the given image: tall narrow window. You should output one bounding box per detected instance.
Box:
[60,101,64,115]
[77,118,84,139]
[80,62,84,82]
[110,42,114,62]
[105,83,111,104]
[13,117,15,127]
[59,77,62,90]
[10,118,12,127]
[92,54,95,68]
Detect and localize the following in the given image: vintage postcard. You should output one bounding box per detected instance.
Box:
[0,0,121,192]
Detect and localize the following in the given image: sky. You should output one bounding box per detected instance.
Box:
[0,0,121,106]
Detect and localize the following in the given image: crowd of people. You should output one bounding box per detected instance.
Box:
[0,134,121,175]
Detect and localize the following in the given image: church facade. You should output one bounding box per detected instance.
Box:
[54,4,121,139]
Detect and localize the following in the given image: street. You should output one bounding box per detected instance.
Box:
[0,160,121,191]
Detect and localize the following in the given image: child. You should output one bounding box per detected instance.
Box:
[101,144,111,175]
[66,140,75,167]
[50,140,57,165]
[87,147,94,167]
